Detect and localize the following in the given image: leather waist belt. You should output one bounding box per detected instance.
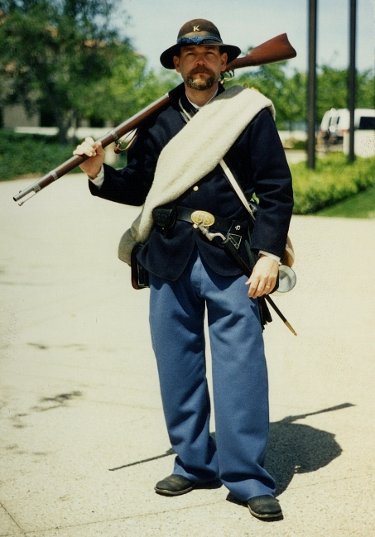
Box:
[177,206,253,253]
[176,206,230,231]
[152,205,250,238]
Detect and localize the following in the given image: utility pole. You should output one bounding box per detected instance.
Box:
[307,0,318,169]
[348,0,357,162]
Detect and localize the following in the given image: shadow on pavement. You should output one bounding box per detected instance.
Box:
[266,402,354,495]
[109,402,354,497]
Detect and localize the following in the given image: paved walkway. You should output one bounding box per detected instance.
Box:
[1,175,374,536]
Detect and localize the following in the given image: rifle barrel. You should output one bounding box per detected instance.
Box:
[13,93,172,204]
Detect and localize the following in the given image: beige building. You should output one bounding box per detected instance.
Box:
[2,103,40,129]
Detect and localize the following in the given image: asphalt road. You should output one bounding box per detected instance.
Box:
[0,174,374,536]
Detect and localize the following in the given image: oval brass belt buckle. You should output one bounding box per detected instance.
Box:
[191,210,215,229]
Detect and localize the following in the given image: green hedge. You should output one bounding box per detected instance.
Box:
[0,130,75,181]
[290,154,375,214]
[1,131,374,215]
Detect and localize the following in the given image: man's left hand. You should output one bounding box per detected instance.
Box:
[246,255,278,298]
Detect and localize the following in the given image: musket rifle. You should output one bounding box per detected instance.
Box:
[13,33,296,205]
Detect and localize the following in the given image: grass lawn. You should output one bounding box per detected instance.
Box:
[316,185,375,218]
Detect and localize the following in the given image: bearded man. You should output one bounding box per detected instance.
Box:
[74,19,293,522]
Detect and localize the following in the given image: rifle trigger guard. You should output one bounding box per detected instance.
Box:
[221,70,235,82]
[113,129,138,153]
[110,130,124,154]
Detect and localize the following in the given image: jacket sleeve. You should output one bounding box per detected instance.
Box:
[247,109,294,258]
[88,125,158,207]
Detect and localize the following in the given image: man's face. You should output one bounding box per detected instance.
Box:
[173,45,228,91]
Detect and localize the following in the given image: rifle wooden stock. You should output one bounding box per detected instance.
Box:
[13,33,296,204]
[226,33,296,70]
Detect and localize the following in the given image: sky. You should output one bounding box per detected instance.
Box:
[119,0,374,73]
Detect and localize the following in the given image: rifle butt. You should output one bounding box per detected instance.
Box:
[226,33,296,71]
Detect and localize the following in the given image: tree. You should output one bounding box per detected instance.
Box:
[227,60,374,130]
[78,44,179,127]
[0,0,139,141]
[316,65,375,122]
[230,63,307,129]
[356,69,375,110]
[316,66,348,119]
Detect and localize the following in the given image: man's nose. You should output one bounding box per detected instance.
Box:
[195,54,206,65]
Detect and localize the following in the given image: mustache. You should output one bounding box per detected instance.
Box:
[188,66,215,76]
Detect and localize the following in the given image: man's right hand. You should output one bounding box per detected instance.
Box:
[73,137,105,179]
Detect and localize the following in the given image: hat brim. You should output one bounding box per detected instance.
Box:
[160,43,241,69]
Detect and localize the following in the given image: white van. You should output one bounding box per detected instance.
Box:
[319,108,375,145]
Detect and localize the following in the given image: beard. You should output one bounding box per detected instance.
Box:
[184,66,219,91]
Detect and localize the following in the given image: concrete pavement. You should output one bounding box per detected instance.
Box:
[1,174,374,536]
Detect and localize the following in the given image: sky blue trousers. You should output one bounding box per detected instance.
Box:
[149,250,276,501]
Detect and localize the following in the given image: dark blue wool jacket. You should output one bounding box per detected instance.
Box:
[89,85,294,281]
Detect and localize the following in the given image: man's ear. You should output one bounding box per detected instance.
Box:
[220,52,228,72]
[173,55,181,73]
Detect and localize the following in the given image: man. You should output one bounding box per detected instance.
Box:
[74,19,293,522]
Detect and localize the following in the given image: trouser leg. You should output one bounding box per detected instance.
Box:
[149,256,218,482]
[149,252,275,499]
[202,261,276,501]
